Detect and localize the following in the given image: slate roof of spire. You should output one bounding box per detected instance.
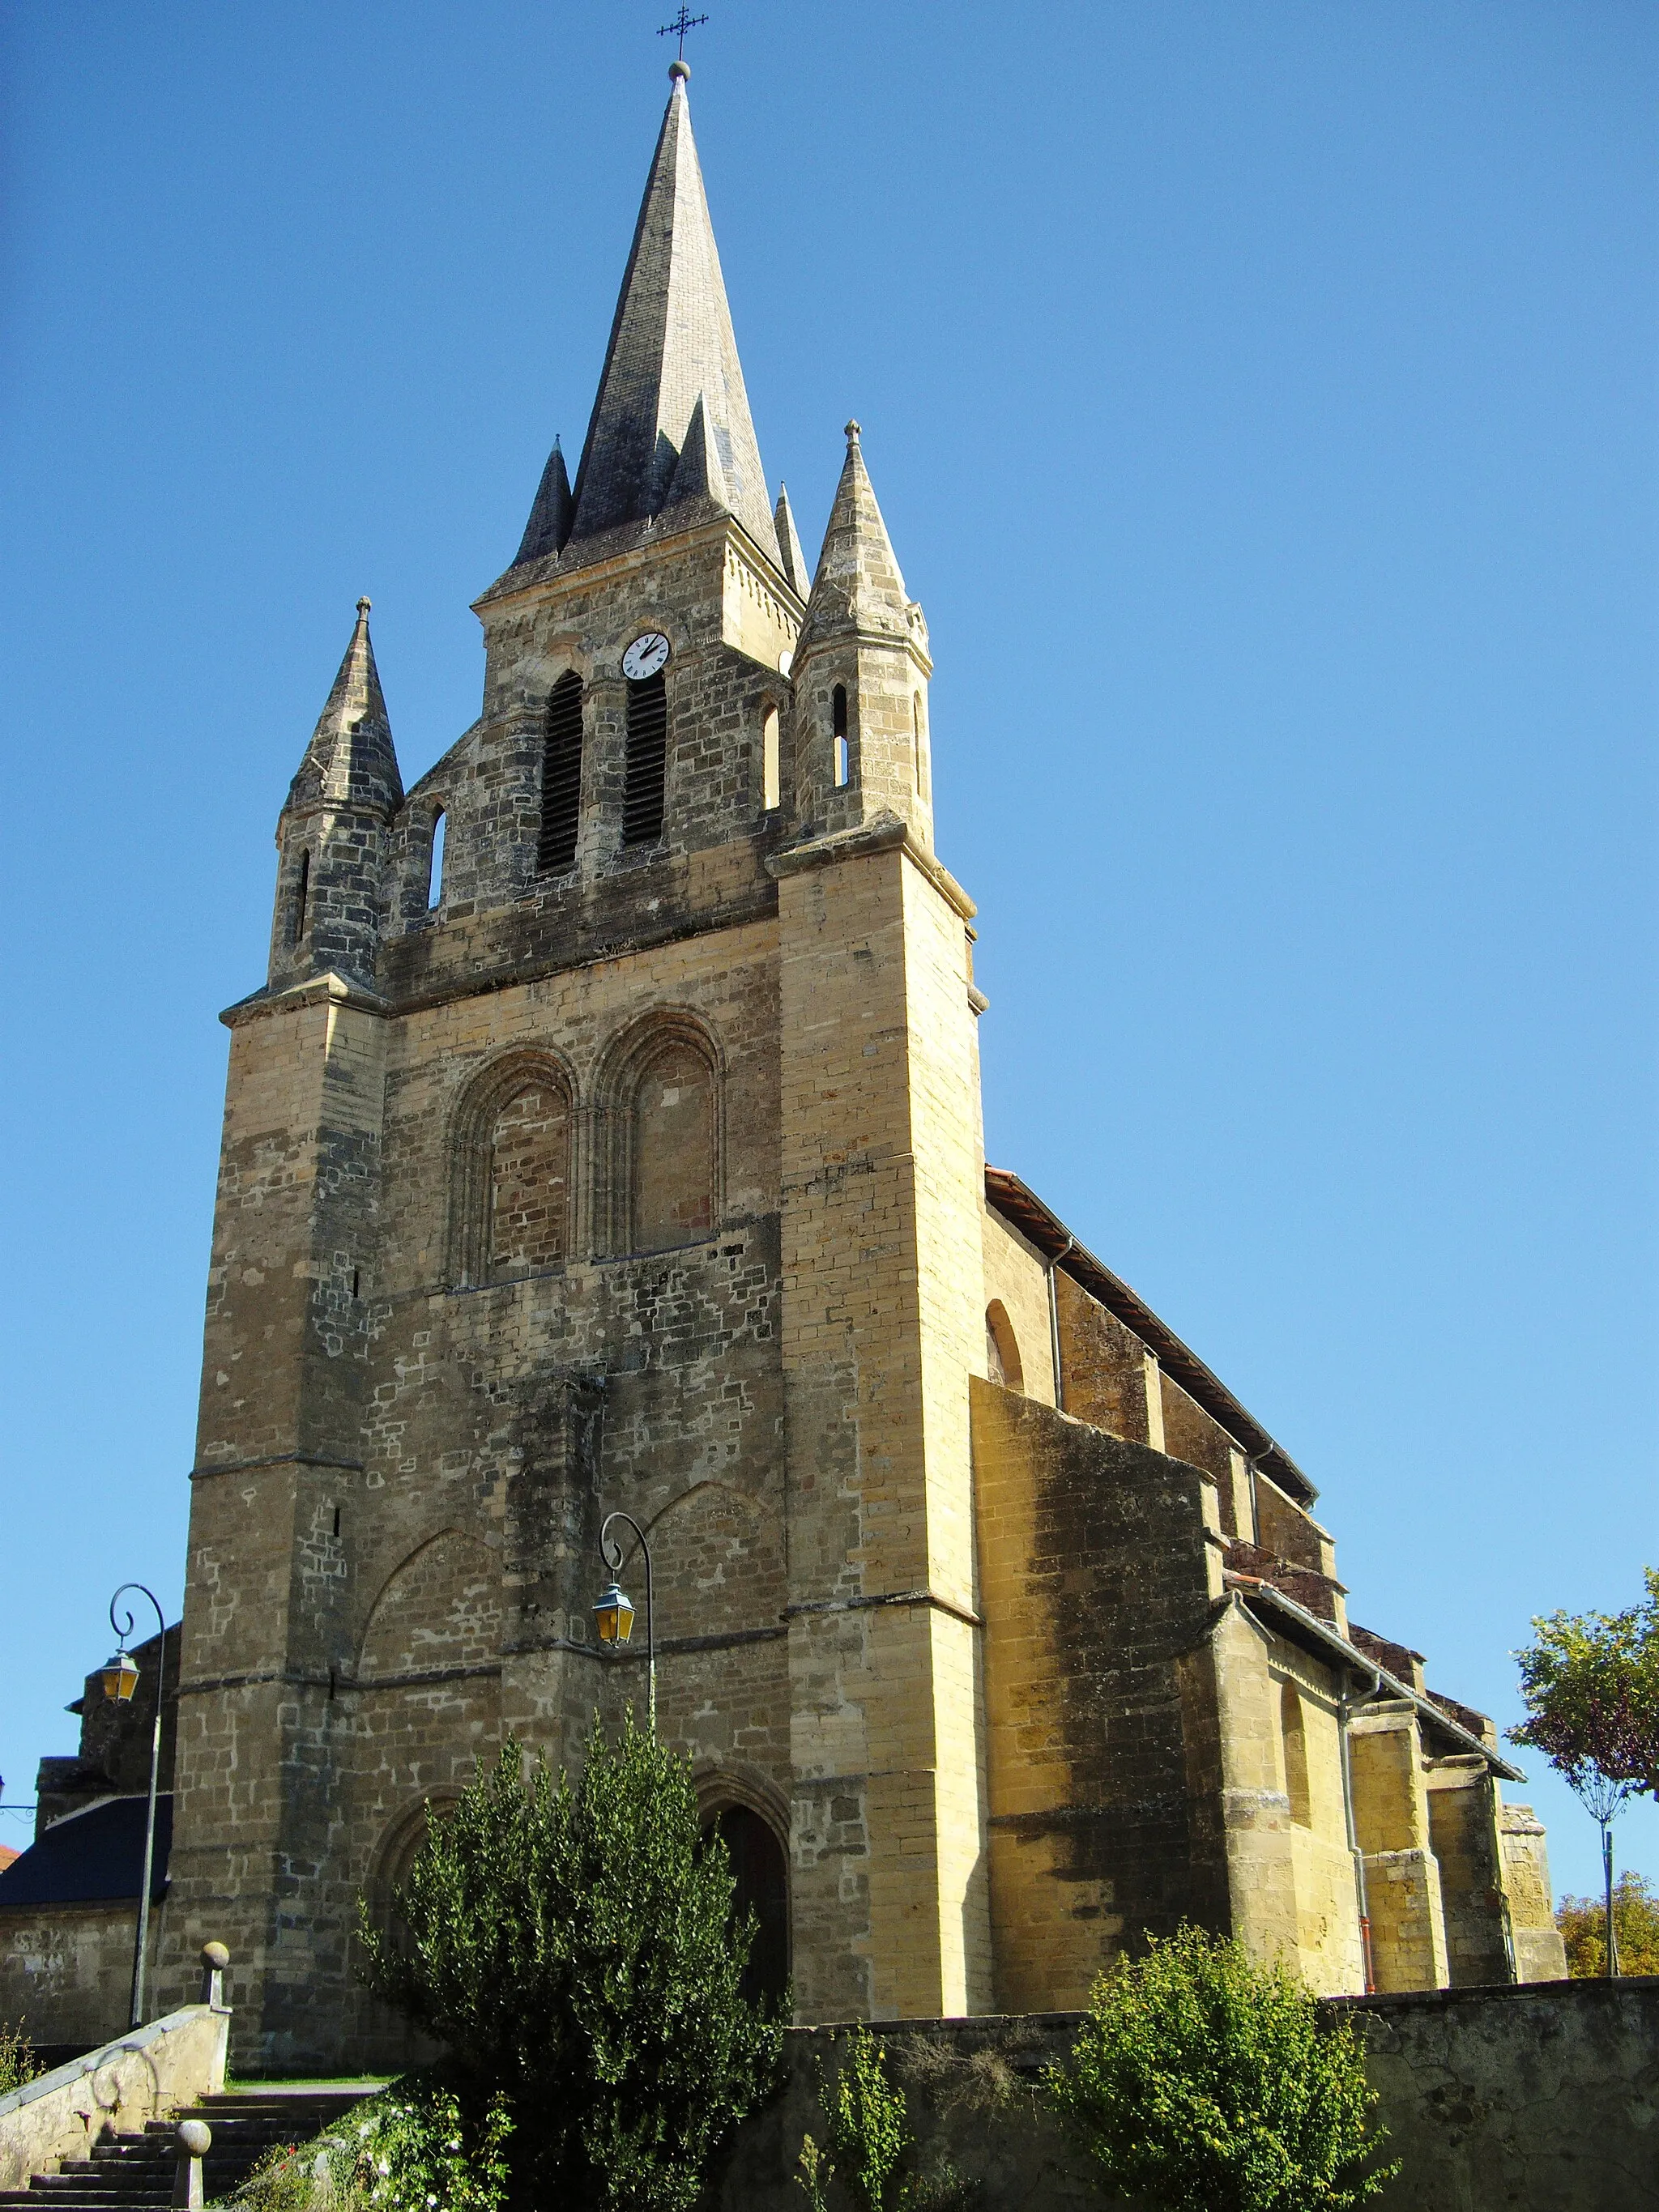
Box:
[286,598,403,817]
[507,66,783,582]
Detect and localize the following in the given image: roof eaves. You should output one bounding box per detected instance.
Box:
[1230,1578,1525,1780]
[983,1167,1317,1507]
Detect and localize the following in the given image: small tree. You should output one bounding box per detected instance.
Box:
[1557,1869,1659,1979]
[1047,1927,1395,2212]
[796,2024,911,2212]
[360,1717,783,2211]
[1510,1570,1659,1974]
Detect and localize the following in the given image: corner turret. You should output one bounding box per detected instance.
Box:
[269,598,403,990]
[791,423,934,846]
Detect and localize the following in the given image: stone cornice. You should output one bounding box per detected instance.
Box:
[220,970,391,1031]
[767,811,976,922]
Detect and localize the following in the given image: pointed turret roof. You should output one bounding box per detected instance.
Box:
[287,598,403,816]
[514,439,574,565]
[562,64,779,565]
[795,423,914,653]
[773,483,809,597]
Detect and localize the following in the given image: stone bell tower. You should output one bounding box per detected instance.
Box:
[158,60,994,2065]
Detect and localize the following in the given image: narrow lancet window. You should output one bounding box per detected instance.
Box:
[428,809,446,908]
[539,673,584,873]
[832,683,850,789]
[761,704,781,812]
[913,693,928,797]
[292,850,310,946]
[622,671,668,845]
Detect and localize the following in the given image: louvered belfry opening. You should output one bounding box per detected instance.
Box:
[621,670,668,846]
[538,672,585,874]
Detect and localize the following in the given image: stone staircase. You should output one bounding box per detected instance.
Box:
[0,2087,379,2212]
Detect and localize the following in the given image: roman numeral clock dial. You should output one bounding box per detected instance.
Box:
[622,631,671,680]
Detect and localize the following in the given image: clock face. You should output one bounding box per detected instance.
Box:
[622,631,671,681]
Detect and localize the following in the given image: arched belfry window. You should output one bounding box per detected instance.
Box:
[427,809,446,909]
[292,850,310,946]
[832,684,850,789]
[539,673,584,874]
[622,671,668,846]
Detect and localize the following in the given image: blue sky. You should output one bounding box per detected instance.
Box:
[2,1,1654,1902]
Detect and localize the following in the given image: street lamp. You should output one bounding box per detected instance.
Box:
[103,1583,166,2029]
[593,1511,655,1733]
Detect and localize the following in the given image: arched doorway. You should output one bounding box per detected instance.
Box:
[702,1803,789,2007]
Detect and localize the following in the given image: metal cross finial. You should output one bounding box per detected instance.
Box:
[658,6,708,60]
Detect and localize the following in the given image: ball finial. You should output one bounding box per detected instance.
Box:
[356,595,372,619]
[668,58,690,83]
[845,420,862,445]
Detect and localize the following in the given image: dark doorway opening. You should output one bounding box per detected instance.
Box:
[704,1803,789,2007]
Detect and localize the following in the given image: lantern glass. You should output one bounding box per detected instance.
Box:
[592,1583,636,1647]
[102,1650,140,1703]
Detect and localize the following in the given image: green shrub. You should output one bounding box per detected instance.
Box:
[224,2078,510,2212]
[795,2027,979,2212]
[358,1717,783,2211]
[1047,1926,1397,2212]
[797,2024,910,2212]
[0,2024,41,2098]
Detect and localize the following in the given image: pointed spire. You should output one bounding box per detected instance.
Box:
[773,483,809,596]
[514,438,574,565]
[796,422,912,653]
[288,598,403,816]
[563,66,779,563]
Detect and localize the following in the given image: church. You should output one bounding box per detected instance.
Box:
[1,64,1566,2071]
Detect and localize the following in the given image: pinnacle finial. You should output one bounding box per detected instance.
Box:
[845,420,862,445]
[356,596,372,619]
[668,58,690,83]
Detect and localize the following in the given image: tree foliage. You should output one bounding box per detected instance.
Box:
[1557,1870,1659,1979]
[1047,1927,1396,2212]
[1509,1568,1659,1807]
[796,2025,911,2212]
[358,1719,783,2212]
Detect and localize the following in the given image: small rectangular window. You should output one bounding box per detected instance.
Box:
[762,705,780,812]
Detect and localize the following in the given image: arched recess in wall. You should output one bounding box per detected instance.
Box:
[358,1528,504,1682]
[693,1767,791,2010]
[366,1788,463,1944]
[446,1048,578,1287]
[1279,1677,1311,1828]
[985,1301,1025,1394]
[596,1012,723,1257]
[646,1481,786,1647]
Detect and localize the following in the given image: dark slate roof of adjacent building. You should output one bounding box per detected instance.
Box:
[0,1795,173,1907]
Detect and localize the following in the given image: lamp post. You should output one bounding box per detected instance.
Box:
[101,1583,166,2029]
[592,1511,655,1733]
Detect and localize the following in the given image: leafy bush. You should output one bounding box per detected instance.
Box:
[795,2027,979,2212]
[358,1717,783,2211]
[1047,1926,1396,2212]
[798,2024,910,2212]
[224,2078,510,2212]
[1558,1869,1659,1977]
[0,2023,41,2097]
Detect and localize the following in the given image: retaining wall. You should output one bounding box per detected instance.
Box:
[717,1980,1659,2212]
